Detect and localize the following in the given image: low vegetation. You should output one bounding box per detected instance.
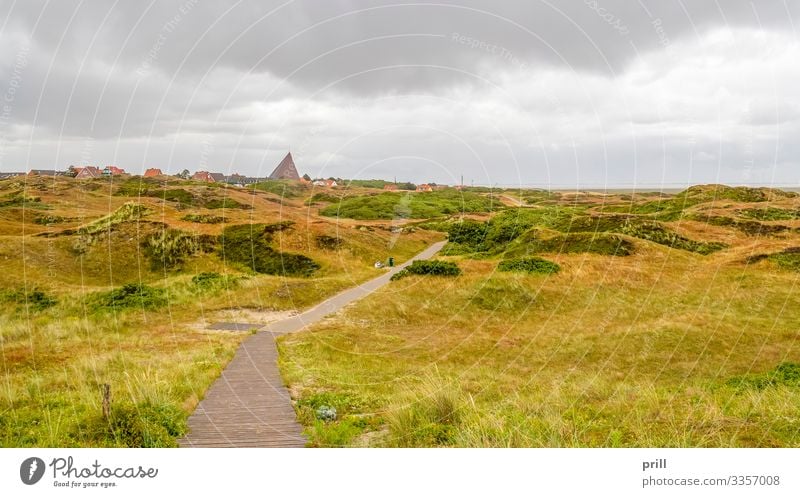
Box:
[78,202,151,235]
[7,178,800,448]
[1,288,58,312]
[321,190,495,220]
[181,213,224,224]
[747,247,800,271]
[497,257,560,274]
[141,229,216,270]
[218,223,320,276]
[390,260,462,281]
[252,180,307,198]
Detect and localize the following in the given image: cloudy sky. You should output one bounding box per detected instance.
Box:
[0,0,798,187]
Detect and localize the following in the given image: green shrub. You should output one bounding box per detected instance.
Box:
[391,260,461,281]
[306,192,340,204]
[321,190,495,220]
[252,180,306,198]
[0,193,50,209]
[619,222,726,254]
[738,207,800,221]
[191,272,239,291]
[691,214,791,237]
[86,402,186,447]
[316,235,343,250]
[498,257,560,274]
[218,223,319,276]
[158,189,195,206]
[749,247,800,271]
[204,197,249,210]
[1,288,57,311]
[79,202,150,235]
[142,229,211,270]
[182,213,224,224]
[447,221,488,248]
[33,214,66,225]
[93,283,167,310]
[521,232,635,256]
[727,363,800,390]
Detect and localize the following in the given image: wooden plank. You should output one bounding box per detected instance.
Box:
[179,242,446,448]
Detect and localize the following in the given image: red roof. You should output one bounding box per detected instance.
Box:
[143,168,163,177]
[76,166,102,179]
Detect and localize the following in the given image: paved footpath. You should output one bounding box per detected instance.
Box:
[179,241,446,447]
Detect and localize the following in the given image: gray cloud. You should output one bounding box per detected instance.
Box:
[1,0,798,185]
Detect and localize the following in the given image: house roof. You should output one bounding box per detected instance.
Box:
[76,166,102,179]
[28,169,64,176]
[268,152,300,180]
[143,168,163,177]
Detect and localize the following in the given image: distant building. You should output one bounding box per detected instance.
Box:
[143,168,163,177]
[0,172,24,179]
[383,184,398,191]
[192,171,214,182]
[28,169,65,177]
[223,173,263,186]
[268,152,300,180]
[102,166,125,176]
[75,166,102,179]
[416,183,433,192]
[313,179,337,187]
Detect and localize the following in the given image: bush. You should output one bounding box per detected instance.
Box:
[218,223,320,276]
[391,260,461,281]
[190,272,230,289]
[619,222,726,254]
[447,221,488,248]
[78,202,150,235]
[204,197,249,210]
[93,283,167,310]
[0,193,49,209]
[252,180,306,198]
[181,213,224,224]
[498,257,560,274]
[738,207,800,221]
[321,190,495,220]
[523,232,635,257]
[33,214,66,225]
[86,402,186,447]
[141,229,210,270]
[1,288,57,311]
[749,247,800,271]
[306,192,340,204]
[727,363,800,390]
[316,235,343,250]
[692,215,791,237]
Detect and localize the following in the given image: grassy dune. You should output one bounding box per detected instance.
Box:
[0,175,440,446]
[280,185,800,447]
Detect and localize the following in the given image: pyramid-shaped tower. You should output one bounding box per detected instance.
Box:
[268,152,300,180]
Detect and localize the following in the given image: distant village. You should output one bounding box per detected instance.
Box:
[0,151,452,192]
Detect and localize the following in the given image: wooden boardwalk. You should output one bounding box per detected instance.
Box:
[180,241,446,448]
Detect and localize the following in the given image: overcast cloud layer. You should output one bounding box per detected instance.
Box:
[0,0,798,187]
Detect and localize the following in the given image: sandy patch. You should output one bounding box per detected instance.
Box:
[191,308,299,332]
